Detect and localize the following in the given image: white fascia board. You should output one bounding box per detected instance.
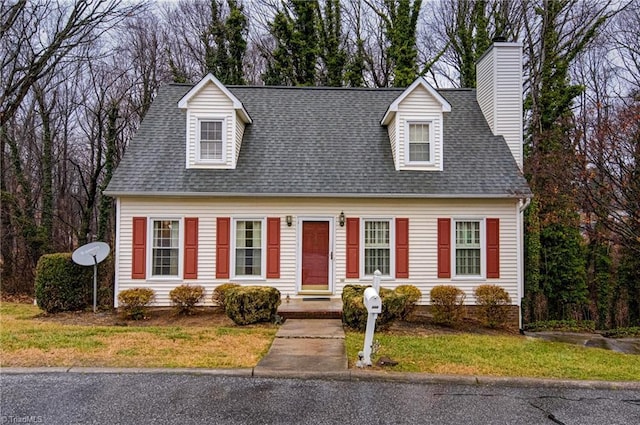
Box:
[104,191,528,199]
[177,73,252,123]
[381,77,452,126]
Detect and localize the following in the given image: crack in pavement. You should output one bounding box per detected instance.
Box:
[432,392,639,424]
[527,401,567,425]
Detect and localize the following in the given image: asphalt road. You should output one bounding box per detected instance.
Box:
[1,372,639,424]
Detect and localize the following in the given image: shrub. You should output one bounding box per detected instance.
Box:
[34,253,92,313]
[212,283,240,309]
[523,320,596,333]
[169,284,205,315]
[474,285,512,328]
[430,285,466,325]
[224,286,281,325]
[395,285,422,319]
[341,285,407,330]
[118,288,155,320]
[602,327,640,338]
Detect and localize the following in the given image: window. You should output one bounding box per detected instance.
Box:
[152,219,180,277]
[234,220,263,277]
[363,220,391,275]
[199,120,223,161]
[407,122,430,162]
[455,221,481,276]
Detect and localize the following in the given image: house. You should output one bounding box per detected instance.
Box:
[105,41,531,325]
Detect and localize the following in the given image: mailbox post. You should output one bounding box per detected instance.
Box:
[357,270,383,367]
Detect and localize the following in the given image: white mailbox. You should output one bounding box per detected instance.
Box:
[364,287,382,313]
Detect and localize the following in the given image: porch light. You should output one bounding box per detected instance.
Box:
[339,211,345,227]
[286,215,293,227]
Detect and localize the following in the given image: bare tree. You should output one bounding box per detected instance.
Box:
[0,0,144,293]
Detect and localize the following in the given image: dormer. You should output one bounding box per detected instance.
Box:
[178,74,252,169]
[381,77,451,171]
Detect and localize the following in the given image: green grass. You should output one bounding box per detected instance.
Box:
[346,332,640,381]
[0,302,276,368]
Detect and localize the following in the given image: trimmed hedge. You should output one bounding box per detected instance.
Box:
[341,285,408,330]
[430,285,466,325]
[395,284,422,319]
[35,253,92,313]
[170,284,205,315]
[212,283,240,309]
[224,286,281,325]
[474,284,511,328]
[118,288,155,320]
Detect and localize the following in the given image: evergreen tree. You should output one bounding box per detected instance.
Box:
[317,0,347,86]
[344,37,366,87]
[263,10,296,85]
[524,198,543,322]
[523,0,612,321]
[98,103,118,242]
[587,235,613,328]
[263,0,319,86]
[202,0,248,85]
[441,0,521,88]
[225,0,247,85]
[368,0,422,87]
[168,53,190,84]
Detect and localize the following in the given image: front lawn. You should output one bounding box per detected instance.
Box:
[346,331,640,381]
[0,302,276,368]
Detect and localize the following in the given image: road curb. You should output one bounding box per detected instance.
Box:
[2,367,638,390]
[0,367,253,377]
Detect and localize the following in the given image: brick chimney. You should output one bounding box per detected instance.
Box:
[476,40,524,169]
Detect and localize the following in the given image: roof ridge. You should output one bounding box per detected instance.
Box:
[167,82,474,93]
[227,85,404,92]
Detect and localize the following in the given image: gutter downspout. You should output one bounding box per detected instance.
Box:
[517,197,532,332]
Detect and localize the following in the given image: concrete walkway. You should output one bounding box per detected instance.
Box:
[254,319,348,375]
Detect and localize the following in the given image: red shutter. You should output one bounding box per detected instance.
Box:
[396,218,409,278]
[486,218,500,278]
[216,217,230,279]
[346,217,360,278]
[132,217,147,279]
[266,217,280,278]
[183,217,198,279]
[437,218,451,278]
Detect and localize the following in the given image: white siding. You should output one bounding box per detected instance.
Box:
[476,43,523,169]
[396,85,443,171]
[388,119,398,169]
[235,119,245,166]
[185,83,235,169]
[116,197,520,307]
[476,53,494,129]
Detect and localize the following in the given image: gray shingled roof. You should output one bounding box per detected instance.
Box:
[105,84,531,198]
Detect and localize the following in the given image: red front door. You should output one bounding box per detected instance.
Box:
[301,221,330,291]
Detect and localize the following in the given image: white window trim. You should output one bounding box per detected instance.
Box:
[231,217,267,281]
[451,217,486,280]
[147,217,183,280]
[404,120,435,165]
[196,117,227,164]
[359,217,395,279]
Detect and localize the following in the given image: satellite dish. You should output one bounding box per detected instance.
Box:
[72,241,111,313]
[72,241,110,266]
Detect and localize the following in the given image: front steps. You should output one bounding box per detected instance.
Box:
[277,298,342,319]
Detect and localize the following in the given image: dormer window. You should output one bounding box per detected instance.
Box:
[198,119,225,162]
[381,77,450,171]
[407,122,432,163]
[178,74,251,170]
